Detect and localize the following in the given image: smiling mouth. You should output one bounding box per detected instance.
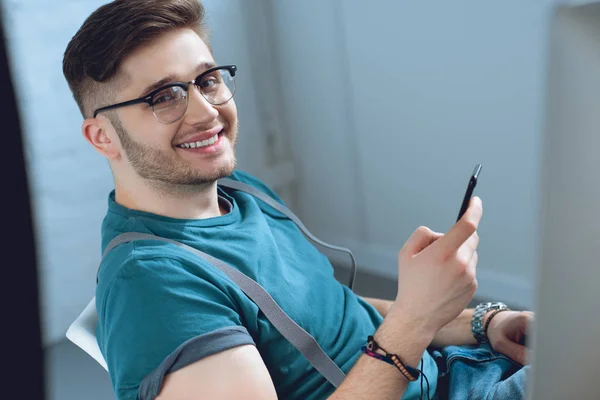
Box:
[177,130,224,149]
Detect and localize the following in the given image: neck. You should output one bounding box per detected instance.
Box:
[114,177,224,220]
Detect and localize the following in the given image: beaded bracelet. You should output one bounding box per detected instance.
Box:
[362,335,421,381]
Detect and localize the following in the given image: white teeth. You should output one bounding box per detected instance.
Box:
[178,133,219,149]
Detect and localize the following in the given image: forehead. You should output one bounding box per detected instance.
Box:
[119,28,214,95]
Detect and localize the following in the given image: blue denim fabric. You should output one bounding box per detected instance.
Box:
[431,343,529,400]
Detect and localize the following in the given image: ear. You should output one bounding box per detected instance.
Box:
[82,116,121,160]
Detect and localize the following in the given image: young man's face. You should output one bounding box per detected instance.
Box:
[107,28,238,186]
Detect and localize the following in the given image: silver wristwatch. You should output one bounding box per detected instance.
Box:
[471,302,508,343]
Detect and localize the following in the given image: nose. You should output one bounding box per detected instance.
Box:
[183,84,219,125]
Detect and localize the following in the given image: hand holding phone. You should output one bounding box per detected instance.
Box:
[457,164,482,222]
[394,165,484,338]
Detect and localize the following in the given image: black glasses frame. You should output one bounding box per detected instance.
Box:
[93,65,237,119]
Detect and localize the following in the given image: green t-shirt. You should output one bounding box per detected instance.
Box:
[96,170,438,399]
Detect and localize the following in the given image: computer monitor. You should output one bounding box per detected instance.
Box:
[527,3,600,399]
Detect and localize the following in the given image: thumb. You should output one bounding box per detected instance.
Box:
[400,226,444,261]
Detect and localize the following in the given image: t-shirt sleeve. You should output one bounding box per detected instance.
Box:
[97,255,255,400]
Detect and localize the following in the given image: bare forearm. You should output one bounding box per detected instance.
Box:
[362,297,477,347]
[430,308,476,347]
[328,306,433,399]
[362,296,393,317]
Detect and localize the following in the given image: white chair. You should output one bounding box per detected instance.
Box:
[65,297,108,371]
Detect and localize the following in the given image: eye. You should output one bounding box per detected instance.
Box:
[151,86,185,109]
[154,94,173,104]
[198,73,222,91]
[199,79,216,88]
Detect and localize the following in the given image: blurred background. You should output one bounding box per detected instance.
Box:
[0,0,595,398]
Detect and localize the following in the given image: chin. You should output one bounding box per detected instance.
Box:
[201,157,237,181]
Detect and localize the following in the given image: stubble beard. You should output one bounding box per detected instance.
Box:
[113,117,238,195]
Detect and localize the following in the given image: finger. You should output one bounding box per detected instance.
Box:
[498,339,528,366]
[464,231,480,252]
[455,236,479,269]
[465,250,478,294]
[399,226,443,261]
[433,196,483,256]
[521,311,535,323]
[466,250,478,277]
[518,313,533,342]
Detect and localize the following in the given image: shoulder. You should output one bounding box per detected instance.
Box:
[95,245,257,400]
[96,242,255,343]
[96,240,240,304]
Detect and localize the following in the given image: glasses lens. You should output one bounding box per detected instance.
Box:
[196,68,236,105]
[152,86,188,124]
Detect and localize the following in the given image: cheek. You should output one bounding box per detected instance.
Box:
[220,101,238,126]
[131,120,177,148]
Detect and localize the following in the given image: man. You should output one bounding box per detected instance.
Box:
[62,1,532,399]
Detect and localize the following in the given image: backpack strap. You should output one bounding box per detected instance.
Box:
[217,178,357,290]
[98,178,358,387]
[102,232,346,388]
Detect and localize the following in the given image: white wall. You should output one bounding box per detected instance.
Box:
[270,0,567,309]
[2,0,293,347]
[6,0,592,347]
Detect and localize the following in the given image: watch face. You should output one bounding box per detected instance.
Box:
[479,302,507,311]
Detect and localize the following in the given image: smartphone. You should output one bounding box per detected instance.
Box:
[456,164,482,222]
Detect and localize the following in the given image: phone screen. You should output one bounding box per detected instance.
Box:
[457,164,482,222]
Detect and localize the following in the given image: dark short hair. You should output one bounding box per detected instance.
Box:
[62,0,209,118]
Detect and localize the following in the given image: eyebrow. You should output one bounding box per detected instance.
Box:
[138,61,217,97]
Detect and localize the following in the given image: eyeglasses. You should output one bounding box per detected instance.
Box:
[93,65,237,124]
